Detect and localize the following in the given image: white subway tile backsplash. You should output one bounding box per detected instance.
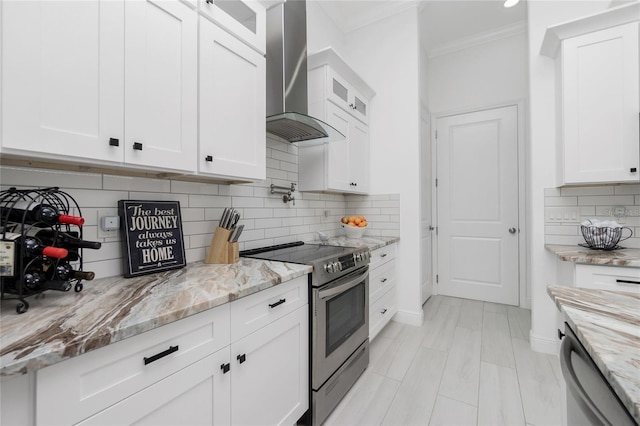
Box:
[544,184,640,247]
[0,136,400,279]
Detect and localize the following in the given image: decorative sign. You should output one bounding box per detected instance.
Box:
[118,200,186,278]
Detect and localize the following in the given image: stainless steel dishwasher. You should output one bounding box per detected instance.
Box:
[559,323,637,426]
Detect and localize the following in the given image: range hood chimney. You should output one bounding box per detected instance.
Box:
[265,0,344,143]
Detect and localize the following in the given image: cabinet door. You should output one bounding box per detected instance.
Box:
[199,0,265,54]
[1,0,124,163]
[77,351,231,426]
[231,306,308,426]
[326,103,352,192]
[124,0,198,172]
[199,17,266,181]
[562,22,639,184]
[349,119,369,193]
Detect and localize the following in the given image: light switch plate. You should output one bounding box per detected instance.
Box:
[545,207,581,223]
[97,209,120,238]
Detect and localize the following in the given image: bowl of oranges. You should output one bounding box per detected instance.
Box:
[341,215,368,238]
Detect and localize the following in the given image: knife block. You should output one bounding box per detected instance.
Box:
[205,227,238,264]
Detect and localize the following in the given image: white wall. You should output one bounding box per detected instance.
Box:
[427,32,528,114]
[344,8,424,325]
[526,0,610,354]
[306,1,345,55]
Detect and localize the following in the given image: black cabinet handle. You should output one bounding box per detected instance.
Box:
[221,363,230,374]
[133,142,143,151]
[381,278,388,283]
[205,155,213,162]
[144,345,178,365]
[109,138,120,147]
[630,167,637,173]
[237,354,246,364]
[381,308,388,314]
[269,298,286,308]
[380,253,387,258]
[206,0,213,3]
[557,329,565,340]
[616,279,640,285]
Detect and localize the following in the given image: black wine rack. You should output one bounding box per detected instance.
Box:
[1,187,88,314]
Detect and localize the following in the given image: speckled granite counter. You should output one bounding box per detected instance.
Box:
[547,286,640,423]
[309,235,400,251]
[546,244,640,268]
[0,259,311,379]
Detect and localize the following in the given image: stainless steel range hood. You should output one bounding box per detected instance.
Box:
[266,0,344,143]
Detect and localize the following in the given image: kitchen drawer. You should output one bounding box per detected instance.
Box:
[369,244,397,270]
[369,286,397,341]
[36,304,230,426]
[370,259,396,303]
[575,265,640,293]
[230,275,308,342]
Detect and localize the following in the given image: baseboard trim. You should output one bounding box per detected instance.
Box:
[392,309,423,327]
[530,331,558,355]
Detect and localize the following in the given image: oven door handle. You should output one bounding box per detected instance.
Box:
[318,268,369,300]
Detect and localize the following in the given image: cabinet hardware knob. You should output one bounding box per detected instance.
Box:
[381,278,388,283]
[133,142,143,151]
[509,227,517,234]
[144,345,179,365]
[237,353,246,364]
[380,253,387,258]
[109,138,120,147]
[205,155,213,162]
[206,0,213,3]
[381,308,388,314]
[221,363,230,373]
[268,298,286,308]
[557,329,565,340]
[631,167,638,173]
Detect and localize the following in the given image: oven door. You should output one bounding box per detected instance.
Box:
[312,266,369,389]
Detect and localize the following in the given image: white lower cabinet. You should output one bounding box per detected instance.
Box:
[574,264,640,293]
[24,276,308,426]
[368,244,397,340]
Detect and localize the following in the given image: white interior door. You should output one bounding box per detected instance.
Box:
[421,108,433,305]
[436,106,519,305]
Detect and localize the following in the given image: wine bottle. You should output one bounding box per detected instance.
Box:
[48,261,95,281]
[4,227,101,250]
[1,202,84,227]
[23,269,46,291]
[3,232,69,259]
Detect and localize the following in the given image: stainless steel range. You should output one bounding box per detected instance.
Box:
[241,241,370,425]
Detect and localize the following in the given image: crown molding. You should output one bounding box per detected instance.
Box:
[427,20,527,59]
[316,0,420,34]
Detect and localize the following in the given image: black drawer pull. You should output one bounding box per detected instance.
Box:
[237,353,246,364]
[616,279,640,285]
[381,308,388,314]
[109,137,120,147]
[205,155,213,162]
[269,298,286,308]
[380,253,387,258]
[631,167,637,173]
[558,329,565,340]
[221,363,230,374]
[133,142,143,151]
[144,345,178,365]
[381,278,388,283]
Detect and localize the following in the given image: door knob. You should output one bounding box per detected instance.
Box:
[509,227,517,234]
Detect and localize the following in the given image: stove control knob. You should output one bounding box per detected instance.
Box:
[355,253,362,262]
[334,261,342,272]
[324,263,332,273]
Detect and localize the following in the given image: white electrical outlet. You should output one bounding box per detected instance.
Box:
[97,210,120,238]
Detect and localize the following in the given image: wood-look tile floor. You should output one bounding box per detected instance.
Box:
[323,295,563,426]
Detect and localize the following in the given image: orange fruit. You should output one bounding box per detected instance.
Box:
[358,221,366,227]
[359,215,365,221]
[354,217,362,225]
[341,217,348,224]
[348,222,356,227]
[348,216,356,223]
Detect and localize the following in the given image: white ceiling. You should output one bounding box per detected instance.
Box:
[313,0,527,55]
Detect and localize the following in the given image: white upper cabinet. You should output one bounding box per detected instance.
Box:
[1,1,125,164]
[1,0,198,173]
[300,48,375,194]
[199,15,266,181]
[124,0,198,172]
[541,4,640,185]
[199,0,266,54]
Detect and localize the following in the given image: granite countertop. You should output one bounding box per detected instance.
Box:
[310,235,400,251]
[547,286,640,423]
[0,259,311,379]
[546,244,640,267]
